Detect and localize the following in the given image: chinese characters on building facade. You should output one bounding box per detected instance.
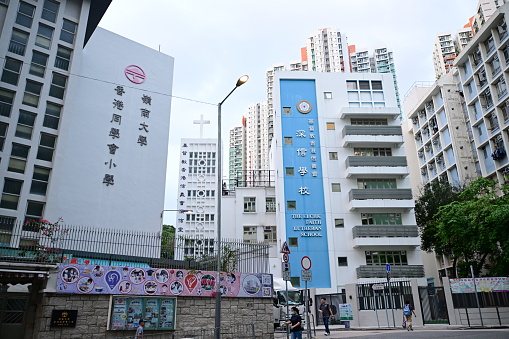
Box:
[102,81,152,186]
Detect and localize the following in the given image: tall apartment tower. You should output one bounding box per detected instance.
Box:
[472,0,508,34]
[404,1,509,278]
[455,2,509,185]
[432,28,473,79]
[245,101,270,176]
[0,0,174,233]
[273,71,423,291]
[306,28,349,73]
[175,138,218,258]
[228,120,245,187]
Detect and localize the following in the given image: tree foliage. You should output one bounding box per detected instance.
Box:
[161,224,175,259]
[415,180,461,253]
[416,178,509,277]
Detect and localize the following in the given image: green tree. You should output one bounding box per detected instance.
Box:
[161,224,175,259]
[415,180,462,255]
[432,178,509,277]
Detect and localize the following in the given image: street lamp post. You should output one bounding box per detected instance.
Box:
[214,75,248,339]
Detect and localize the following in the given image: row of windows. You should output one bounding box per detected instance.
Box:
[1,74,66,117]
[242,197,276,213]
[1,177,48,211]
[185,214,215,222]
[189,152,216,159]
[3,131,56,169]
[16,1,77,45]
[0,104,61,154]
[9,29,73,71]
[243,226,277,243]
[186,190,215,197]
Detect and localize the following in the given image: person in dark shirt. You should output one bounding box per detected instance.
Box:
[318,298,333,336]
[283,306,302,339]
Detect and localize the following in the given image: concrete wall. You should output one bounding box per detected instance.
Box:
[32,293,274,338]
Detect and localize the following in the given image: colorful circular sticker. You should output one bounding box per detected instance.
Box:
[201,274,216,291]
[160,284,170,295]
[155,269,170,283]
[220,285,228,296]
[77,277,94,293]
[175,270,184,279]
[144,281,158,295]
[129,268,146,284]
[92,265,105,278]
[60,266,79,284]
[242,274,261,295]
[226,273,236,284]
[118,281,132,294]
[170,280,183,295]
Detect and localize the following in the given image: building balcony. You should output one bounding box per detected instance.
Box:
[352,225,420,248]
[345,156,408,178]
[342,125,404,147]
[340,107,400,119]
[356,265,425,279]
[348,189,414,211]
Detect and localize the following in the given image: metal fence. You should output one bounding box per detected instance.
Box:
[357,281,413,310]
[109,324,256,339]
[0,218,270,273]
[452,291,509,308]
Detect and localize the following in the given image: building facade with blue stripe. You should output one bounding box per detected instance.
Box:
[273,72,425,293]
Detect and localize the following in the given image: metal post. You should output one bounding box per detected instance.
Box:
[305,281,311,339]
[214,102,223,339]
[388,278,395,327]
[286,280,290,339]
[383,286,390,328]
[373,288,380,329]
[470,265,484,326]
[214,76,248,339]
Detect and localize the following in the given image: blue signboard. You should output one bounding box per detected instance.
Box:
[279,79,330,288]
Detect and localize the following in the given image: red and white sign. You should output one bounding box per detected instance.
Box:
[301,256,312,270]
[281,241,290,254]
[282,254,289,263]
[124,65,146,84]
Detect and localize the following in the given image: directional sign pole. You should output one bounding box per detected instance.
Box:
[372,286,380,329]
[286,279,289,339]
[386,264,395,328]
[305,280,311,339]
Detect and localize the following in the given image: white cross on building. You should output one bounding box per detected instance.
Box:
[193,114,211,138]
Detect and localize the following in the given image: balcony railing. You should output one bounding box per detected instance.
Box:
[343,125,403,136]
[356,265,425,278]
[349,189,413,200]
[352,225,418,238]
[346,156,407,167]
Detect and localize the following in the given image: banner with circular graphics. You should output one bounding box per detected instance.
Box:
[57,264,273,298]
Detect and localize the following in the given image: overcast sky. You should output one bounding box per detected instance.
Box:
[99,0,479,225]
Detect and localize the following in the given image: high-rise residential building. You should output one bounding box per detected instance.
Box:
[228,120,246,187]
[455,2,509,185]
[245,101,270,175]
[273,71,424,291]
[306,28,349,73]
[0,0,174,234]
[432,27,473,79]
[472,0,508,34]
[404,1,509,279]
[175,138,218,258]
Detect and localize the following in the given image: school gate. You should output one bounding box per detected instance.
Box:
[418,286,449,324]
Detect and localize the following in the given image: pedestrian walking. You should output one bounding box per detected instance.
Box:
[135,319,145,338]
[318,297,333,336]
[403,300,417,331]
[283,306,303,339]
